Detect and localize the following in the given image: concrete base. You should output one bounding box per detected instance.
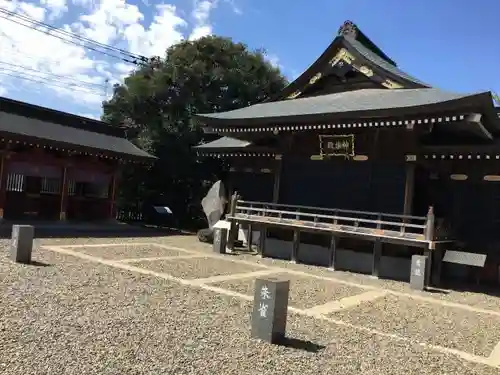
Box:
[263,238,411,281]
[10,225,34,264]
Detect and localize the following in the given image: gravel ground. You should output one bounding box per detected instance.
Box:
[231,247,500,312]
[213,272,364,309]
[34,235,500,313]
[1,241,499,375]
[329,294,500,357]
[129,256,265,280]
[67,244,186,260]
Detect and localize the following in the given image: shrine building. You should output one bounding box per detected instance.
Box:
[194,20,500,285]
[0,96,154,222]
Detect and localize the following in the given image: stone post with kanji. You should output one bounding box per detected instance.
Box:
[11,225,34,264]
[251,276,290,344]
[410,254,428,291]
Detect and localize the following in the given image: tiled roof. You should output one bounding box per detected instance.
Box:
[344,36,430,87]
[197,88,479,122]
[0,111,154,159]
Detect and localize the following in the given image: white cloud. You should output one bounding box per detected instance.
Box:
[222,0,242,15]
[264,53,289,75]
[265,54,280,68]
[124,4,186,57]
[189,0,217,41]
[0,0,232,115]
[19,2,46,20]
[40,0,68,21]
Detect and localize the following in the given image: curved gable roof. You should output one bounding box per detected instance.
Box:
[268,20,430,102]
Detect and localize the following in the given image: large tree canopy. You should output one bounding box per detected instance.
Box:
[102,36,288,228]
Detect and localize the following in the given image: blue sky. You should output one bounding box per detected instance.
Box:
[0,0,499,119]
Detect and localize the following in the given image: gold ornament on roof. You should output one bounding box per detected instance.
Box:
[382,79,403,89]
[329,48,355,67]
[309,72,322,85]
[357,65,374,77]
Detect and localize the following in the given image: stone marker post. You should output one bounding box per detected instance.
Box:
[251,276,290,344]
[11,225,34,264]
[410,254,428,291]
[213,227,227,254]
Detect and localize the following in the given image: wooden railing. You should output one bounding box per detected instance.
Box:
[227,194,440,243]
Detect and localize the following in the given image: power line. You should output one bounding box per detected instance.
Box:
[0,60,106,90]
[0,6,148,65]
[0,6,145,61]
[0,12,137,64]
[0,64,99,90]
[0,70,104,95]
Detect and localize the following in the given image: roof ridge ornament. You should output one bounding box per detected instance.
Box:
[338,20,358,38]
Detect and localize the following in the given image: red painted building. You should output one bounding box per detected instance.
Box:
[0,96,154,221]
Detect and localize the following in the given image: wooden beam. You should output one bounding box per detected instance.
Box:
[403,163,416,216]
[0,154,6,220]
[108,172,118,220]
[328,235,338,270]
[291,230,300,263]
[372,239,382,278]
[59,165,68,221]
[272,157,282,203]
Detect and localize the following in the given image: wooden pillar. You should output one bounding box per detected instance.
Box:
[328,235,338,270]
[227,192,239,251]
[246,223,253,251]
[108,172,118,220]
[291,230,300,263]
[259,226,267,257]
[0,154,7,220]
[372,239,382,278]
[403,163,416,216]
[59,165,68,221]
[272,155,282,203]
[372,214,383,278]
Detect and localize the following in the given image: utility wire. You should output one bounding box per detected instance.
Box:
[0,13,138,65]
[0,60,105,90]
[0,7,145,60]
[0,70,104,95]
[0,7,148,65]
[0,64,98,89]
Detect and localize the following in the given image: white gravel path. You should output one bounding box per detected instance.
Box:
[71,244,186,260]
[130,256,265,279]
[329,293,500,357]
[234,248,500,312]
[213,272,364,309]
[0,236,499,374]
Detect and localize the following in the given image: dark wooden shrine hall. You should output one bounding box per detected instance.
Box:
[194,20,500,285]
[0,96,154,222]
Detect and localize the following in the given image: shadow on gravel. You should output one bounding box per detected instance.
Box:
[424,287,450,295]
[0,222,196,239]
[278,337,325,353]
[28,261,52,267]
[439,280,500,299]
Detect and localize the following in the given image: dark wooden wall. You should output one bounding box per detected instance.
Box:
[227,157,275,202]
[418,159,500,245]
[284,128,413,161]
[279,158,406,213]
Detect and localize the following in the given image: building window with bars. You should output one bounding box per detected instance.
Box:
[6,173,25,192]
[41,177,61,195]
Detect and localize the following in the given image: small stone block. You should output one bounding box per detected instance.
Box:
[213,227,227,254]
[11,225,34,264]
[410,254,428,291]
[251,276,290,344]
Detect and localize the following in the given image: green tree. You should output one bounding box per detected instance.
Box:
[102,36,287,229]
